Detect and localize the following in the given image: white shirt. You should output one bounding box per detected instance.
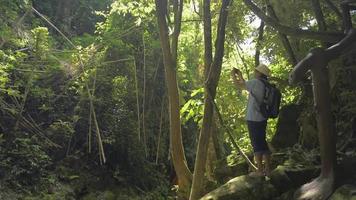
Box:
[245,79,266,122]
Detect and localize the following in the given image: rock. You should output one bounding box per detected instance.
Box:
[200,175,277,200]
[297,112,319,149]
[329,184,356,200]
[274,190,296,200]
[271,104,302,150]
[269,166,293,193]
[269,165,320,194]
[214,160,249,184]
[102,190,116,200]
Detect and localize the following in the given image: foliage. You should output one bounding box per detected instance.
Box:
[1,0,356,198]
[0,135,52,187]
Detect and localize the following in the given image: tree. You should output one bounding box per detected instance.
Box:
[154,0,192,196]
[286,1,356,199]
[189,1,231,199]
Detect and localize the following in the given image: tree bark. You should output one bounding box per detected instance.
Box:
[155,0,192,195]
[242,0,343,42]
[289,29,356,198]
[172,0,183,64]
[312,0,327,31]
[189,1,230,199]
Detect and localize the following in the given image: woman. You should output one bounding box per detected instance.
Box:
[231,63,271,176]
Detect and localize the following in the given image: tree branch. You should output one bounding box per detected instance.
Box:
[341,1,353,32]
[289,29,356,84]
[203,0,213,77]
[255,20,264,66]
[171,0,183,64]
[324,0,343,20]
[312,0,327,32]
[242,0,344,42]
[267,4,298,65]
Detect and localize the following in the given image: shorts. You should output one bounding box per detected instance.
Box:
[247,120,270,155]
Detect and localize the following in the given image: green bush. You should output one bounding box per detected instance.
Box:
[0,135,52,187]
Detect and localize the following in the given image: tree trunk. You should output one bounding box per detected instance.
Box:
[189,1,230,199]
[311,65,336,177]
[155,0,192,195]
[289,29,356,199]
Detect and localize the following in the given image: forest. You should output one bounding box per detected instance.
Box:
[0,0,356,199]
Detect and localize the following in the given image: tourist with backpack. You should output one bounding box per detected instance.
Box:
[231,63,281,177]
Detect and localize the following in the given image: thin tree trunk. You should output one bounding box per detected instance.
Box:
[266,4,298,65]
[134,59,141,141]
[341,2,353,32]
[14,71,33,130]
[312,0,327,31]
[189,1,230,199]
[324,0,342,20]
[155,0,192,195]
[88,66,97,153]
[210,115,222,160]
[156,97,165,164]
[255,20,265,66]
[235,41,251,79]
[142,33,148,157]
[312,0,328,47]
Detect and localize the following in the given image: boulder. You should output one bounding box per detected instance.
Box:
[214,159,249,183]
[269,165,320,194]
[329,184,356,200]
[200,175,277,200]
[271,104,302,150]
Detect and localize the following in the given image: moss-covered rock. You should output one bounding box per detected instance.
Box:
[200,175,277,200]
[329,184,356,200]
[271,104,302,150]
[214,159,249,184]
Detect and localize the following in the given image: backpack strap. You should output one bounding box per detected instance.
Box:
[249,79,266,105]
[258,78,269,101]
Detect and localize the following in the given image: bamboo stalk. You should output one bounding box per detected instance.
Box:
[155,97,165,164]
[133,58,141,141]
[14,70,33,130]
[235,40,251,80]
[91,100,106,164]
[142,33,148,157]
[88,64,98,153]
[88,102,93,153]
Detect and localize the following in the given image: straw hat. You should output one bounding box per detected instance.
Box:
[255,64,270,77]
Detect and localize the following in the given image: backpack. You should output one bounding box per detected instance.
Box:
[251,79,281,119]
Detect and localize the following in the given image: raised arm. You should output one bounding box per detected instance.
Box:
[231,68,246,90]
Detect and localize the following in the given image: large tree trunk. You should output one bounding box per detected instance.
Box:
[311,64,336,177]
[154,0,192,196]
[189,1,230,199]
[289,29,356,200]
